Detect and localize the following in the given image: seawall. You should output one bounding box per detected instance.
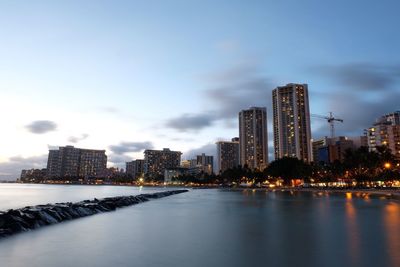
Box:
[0,189,188,238]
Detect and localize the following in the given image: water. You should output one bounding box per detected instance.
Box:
[0,185,399,267]
[0,184,169,210]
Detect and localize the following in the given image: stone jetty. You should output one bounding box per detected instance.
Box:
[0,189,188,238]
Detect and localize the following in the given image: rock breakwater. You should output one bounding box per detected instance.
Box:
[0,189,188,238]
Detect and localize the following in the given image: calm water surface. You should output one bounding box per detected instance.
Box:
[0,184,399,267]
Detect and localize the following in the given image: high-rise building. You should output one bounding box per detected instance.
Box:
[144,148,182,178]
[46,146,107,178]
[367,111,400,158]
[196,153,214,175]
[239,107,268,170]
[272,83,312,162]
[126,159,145,179]
[216,137,240,174]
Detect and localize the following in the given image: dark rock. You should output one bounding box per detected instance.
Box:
[0,189,188,238]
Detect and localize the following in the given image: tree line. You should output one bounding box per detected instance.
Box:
[172,146,400,186]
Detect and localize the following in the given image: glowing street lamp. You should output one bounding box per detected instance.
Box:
[384,162,391,169]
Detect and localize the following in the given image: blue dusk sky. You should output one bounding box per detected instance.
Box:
[1,0,400,179]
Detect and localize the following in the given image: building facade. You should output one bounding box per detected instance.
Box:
[312,136,367,164]
[272,83,312,162]
[46,146,107,179]
[216,137,240,174]
[47,150,60,178]
[126,159,145,179]
[144,148,182,179]
[239,107,268,170]
[20,168,47,182]
[196,153,214,175]
[367,111,400,158]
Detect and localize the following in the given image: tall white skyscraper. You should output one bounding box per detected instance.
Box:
[239,107,268,170]
[272,83,312,162]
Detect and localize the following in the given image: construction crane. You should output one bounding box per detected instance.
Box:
[311,112,344,138]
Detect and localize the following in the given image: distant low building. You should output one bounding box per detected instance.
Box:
[312,136,359,164]
[196,153,214,175]
[181,159,198,169]
[164,167,188,183]
[20,168,47,182]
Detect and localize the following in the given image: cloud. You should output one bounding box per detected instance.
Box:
[165,61,275,132]
[327,92,400,135]
[109,141,153,155]
[169,137,195,142]
[309,62,400,138]
[205,77,273,119]
[165,113,215,132]
[317,63,400,91]
[107,153,133,166]
[98,106,120,113]
[25,120,57,134]
[0,155,48,181]
[183,143,217,160]
[68,134,89,143]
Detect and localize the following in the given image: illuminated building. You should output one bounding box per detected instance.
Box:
[126,159,145,178]
[272,83,312,162]
[313,136,355,164]
[216,137,239,174]
[367,111,400,158]
[196,153,214,175]
[144,148,182,178]
[46,146,107,178]
[239,107,268,170]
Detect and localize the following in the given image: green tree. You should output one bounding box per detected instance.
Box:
[267,157,312,185]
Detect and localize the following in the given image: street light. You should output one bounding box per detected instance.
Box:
[384,162,391,169]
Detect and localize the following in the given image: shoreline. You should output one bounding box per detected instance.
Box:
[2,182,400,200]
[225,187,400,200]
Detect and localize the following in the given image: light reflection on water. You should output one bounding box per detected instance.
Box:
[0,185,399,267]
[384,203,400,267]
[345,194,360,266]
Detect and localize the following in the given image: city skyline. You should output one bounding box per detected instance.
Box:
[1,0,400,180]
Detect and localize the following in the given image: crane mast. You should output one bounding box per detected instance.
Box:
[311,112,344,139]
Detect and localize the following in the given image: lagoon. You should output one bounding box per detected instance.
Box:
[0,184,399,267]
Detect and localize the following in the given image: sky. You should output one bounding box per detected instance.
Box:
[1,0,400,180]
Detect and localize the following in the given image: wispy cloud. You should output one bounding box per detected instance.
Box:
[165,61,275,132]
[316,63,400,91]
[309,62,400,137]
[68,134,89,143]
[109,141,153,155]
[165,113,215,132]
[0,155,48,180]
